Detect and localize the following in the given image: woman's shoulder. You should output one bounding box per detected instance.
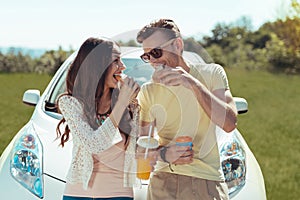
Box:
[58,94,78,104]
[58,95,83,112]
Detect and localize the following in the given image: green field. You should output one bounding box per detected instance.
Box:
[0,71,299,199]
[0,73,52,153]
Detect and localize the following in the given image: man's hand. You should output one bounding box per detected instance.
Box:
[164,144,194,165]
[152,66,195,89]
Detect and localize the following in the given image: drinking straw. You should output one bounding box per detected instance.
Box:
[144,124,153,159]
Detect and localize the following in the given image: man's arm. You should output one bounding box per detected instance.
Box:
[190,79,237,132]
[152,66,237,132]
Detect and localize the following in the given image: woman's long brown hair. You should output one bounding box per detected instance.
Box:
[56,37,114,147]
[56,37,134,147]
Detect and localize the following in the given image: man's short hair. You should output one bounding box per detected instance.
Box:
[136,19,181,43]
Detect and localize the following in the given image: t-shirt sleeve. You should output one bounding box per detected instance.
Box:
[58,95,122,154]
[190,63,229,91]
[212,64,229,91]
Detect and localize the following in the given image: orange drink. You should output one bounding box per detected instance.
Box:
[136,136,159,180]
[137,157,151,180]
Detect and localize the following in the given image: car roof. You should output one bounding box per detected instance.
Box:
[120,46,205,64]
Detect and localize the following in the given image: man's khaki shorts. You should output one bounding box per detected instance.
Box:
[147,172,229,200]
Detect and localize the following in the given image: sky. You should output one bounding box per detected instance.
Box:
[0,0,287,50]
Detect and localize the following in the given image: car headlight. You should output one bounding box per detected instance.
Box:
[10,122,44,198]
[220,135,246,196]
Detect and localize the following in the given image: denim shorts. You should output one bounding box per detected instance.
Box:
[62,196,133,200]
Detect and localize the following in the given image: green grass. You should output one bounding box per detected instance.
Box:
[0,71,299,199]
[226,68,300,200]
[0,73,52,154]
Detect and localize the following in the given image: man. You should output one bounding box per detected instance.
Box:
[136,19,237,200]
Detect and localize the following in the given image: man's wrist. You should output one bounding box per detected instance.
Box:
[160,146,169,163]
[159,146,174,172]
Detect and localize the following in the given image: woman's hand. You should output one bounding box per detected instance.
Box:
[148,150,158,171]
[136,148,158,172]
[118,77,140,107]
[110,77,139,127]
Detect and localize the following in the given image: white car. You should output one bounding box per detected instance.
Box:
[0,47,266,200]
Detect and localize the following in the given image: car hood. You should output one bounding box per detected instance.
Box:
[31,108,72,182]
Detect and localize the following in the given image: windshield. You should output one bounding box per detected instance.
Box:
[122,58,154,85]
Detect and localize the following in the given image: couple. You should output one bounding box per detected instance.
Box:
[56,18,237,200]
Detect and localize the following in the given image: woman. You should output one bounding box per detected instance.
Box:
[56,37,140,200]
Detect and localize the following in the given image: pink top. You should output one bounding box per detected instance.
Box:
[64,138,134,198]
[59,95,137,196]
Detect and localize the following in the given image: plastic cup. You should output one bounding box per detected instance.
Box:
[136,136,159,180]
[175,136,193,150]
[137,158,151,180]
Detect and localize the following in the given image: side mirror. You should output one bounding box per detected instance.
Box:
[23,89,40,106]
[233,97,248,114]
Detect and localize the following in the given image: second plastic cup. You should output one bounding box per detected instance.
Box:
[136,136,159,180]
[175,136,193,150]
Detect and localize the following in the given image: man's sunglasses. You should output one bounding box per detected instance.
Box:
[140,38,176,63]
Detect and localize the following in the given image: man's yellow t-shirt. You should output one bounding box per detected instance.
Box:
[137,63,229,181]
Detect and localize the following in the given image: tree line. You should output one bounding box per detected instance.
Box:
[0,47,74,75]
[1,0,299,75]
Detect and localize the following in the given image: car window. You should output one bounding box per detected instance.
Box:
[49,71,67,104]
[44,59,71,113]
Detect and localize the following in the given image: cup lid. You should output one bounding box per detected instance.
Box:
[176,136,193,142]
[137,136,159,149]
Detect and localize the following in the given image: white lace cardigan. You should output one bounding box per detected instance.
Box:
[58,95,137,190]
